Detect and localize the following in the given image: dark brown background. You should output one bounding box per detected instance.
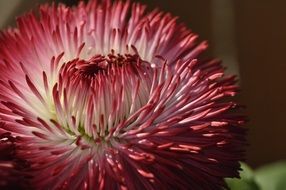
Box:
[1,0,285,168]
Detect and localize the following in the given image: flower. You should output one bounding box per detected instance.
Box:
[0,0,245,189]
[0,123,30,189]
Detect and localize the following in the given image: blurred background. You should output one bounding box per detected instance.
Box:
[0,0,285,169]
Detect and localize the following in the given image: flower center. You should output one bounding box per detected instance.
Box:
[76,61,106,77]
[68,54,141,79]
[56,53,152,148]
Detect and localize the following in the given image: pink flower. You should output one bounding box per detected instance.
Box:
[0,123,30,189]
[0,0,245,189]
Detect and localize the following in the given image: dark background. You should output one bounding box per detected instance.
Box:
[1,0,285,168]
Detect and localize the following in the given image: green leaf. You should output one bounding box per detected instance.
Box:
[239,163,255,180]
[225,162,260,190]
[255,161,286,190]
[226,178,260,190]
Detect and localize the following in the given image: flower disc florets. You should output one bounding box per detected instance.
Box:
[0,0,245,189]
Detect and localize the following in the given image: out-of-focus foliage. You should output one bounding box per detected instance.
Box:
[255,161,286,190]
[226,161,286,190]
[225,163,259,190]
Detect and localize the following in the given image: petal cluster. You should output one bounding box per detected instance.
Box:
[0,0,245,189]
[0,123,30,189]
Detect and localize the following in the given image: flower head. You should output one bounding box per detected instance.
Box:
[0,123,30,189]
[0,0,245,189]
